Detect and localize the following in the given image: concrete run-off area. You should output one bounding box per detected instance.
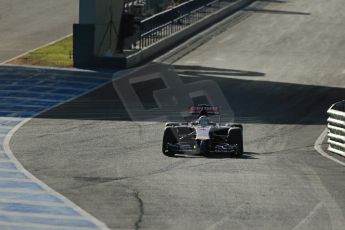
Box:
[0,0,78,63]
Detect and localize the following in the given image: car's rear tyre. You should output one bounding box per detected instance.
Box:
[162,128,177,157]
[227,123,243,130]
[228,127,243,156]
[165,122,180,127]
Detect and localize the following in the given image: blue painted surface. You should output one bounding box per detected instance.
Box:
[37,94,71,101]
[0,214,97,228]
[56,82,97,89]
[2,86,27,91]
[11,112,37,119]
[0,112,13,117]
[0,181,43,191]
[26,87,54,93]
[1,106,43,112]
[0,225,46,230]
[0,192,62,203]
[51,88,84,95]
[0,135,6,143]
[0,92,69,99]
[0,203,79,216]
[0,172,27,179]
[0,67,112,229]
[0,153,9,160]
[2,100,55,107]
[0,162,17,170]
[0,121,20,126]
[0,130,14,136]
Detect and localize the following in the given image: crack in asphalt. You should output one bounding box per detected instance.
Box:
[69,179,146,229]
[71,158,191,190]
[133,190,145,230]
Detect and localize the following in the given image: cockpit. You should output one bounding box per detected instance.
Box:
[198,116,210,126]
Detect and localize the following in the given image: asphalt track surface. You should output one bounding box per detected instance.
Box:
[0,0,78,63]
[10,0,345,229]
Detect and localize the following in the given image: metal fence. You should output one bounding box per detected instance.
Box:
[135,0,223,49]
[327,100,345,157]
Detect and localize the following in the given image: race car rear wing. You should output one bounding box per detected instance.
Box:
[188,105,220,115]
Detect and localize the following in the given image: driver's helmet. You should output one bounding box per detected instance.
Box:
[198,116,210,126]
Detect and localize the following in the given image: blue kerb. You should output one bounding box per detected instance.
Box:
[0,162,17,170]
[0,214,97,228]
[0,153,9,160]
[0,112,13,117]
[11,112,37,118]
[0,172,27,179]
[0,181,43,191]
[0,192,63,203]
[0,121,21,126]
[0,69,113,229]
[0,203,79,216]
[26,87,55,93]
[51,88,84,95]
[1,106,43,112]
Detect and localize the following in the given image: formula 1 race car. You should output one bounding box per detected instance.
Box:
[162,105,243,157]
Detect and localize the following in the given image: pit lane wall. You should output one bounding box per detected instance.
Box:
[74,0,255,69]
[126,0,254,68]
[327,100,345,157]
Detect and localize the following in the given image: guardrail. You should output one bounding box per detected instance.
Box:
[126,0,254,68]
[327,100,345,157]
[136,0,222,49]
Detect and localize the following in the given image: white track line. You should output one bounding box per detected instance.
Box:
[206,216,230,230]
[301,165,345,230]
[291,202,323,230]
[314,128,345,167]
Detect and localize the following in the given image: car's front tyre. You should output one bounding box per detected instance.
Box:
[228,127,243,157]
[162,128,177,157]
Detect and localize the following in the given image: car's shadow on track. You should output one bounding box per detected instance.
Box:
[172,152,258,159]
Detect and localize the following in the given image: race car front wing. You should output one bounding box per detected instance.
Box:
[167,142,239,154]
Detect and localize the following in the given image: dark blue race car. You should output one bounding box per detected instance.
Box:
[162,105,243,157]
